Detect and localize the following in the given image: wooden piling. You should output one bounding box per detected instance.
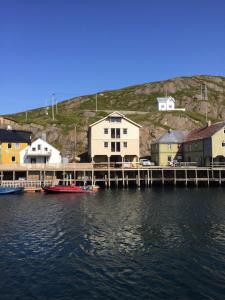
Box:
[195,169,198,186]
[185,169,187,186]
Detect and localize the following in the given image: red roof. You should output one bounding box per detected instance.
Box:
[184,121,225,142]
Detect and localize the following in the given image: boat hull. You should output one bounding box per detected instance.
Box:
[43,185,89,193]
[0,187,24,195]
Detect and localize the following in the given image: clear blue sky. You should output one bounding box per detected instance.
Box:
[1,0,225,114]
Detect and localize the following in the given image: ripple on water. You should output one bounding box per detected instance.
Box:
[1,188,225,299]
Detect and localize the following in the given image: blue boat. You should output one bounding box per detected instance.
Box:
[0,187,24,195]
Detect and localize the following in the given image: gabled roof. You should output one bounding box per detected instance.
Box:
[30,138,60,153]
[154,130,187,144]
[89,111,142,128]
[0,129,32,143]
[184,121,225,142]
[157,96,175,103]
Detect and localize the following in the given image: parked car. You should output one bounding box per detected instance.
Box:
[140,159,155,166]
[168,160,178,167]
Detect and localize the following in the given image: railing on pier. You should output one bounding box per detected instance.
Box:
[1,180,54,188]
[210,162,225,168]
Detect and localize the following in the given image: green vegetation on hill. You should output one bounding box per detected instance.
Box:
[3,75,225,157]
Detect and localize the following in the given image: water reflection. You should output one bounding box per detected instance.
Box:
[1,188,225,299]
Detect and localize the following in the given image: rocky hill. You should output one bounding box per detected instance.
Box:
[4,75,225,160]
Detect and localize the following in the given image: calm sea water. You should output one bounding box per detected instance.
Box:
[0,188,225,300]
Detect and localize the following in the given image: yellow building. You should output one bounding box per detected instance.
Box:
[183,120,225,166]
[151,130,187,166]
[88,111,141,163]
[0,129,31,164]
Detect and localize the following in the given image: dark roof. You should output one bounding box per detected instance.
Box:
[0,129,32,143]
[184,121,225,142]
[154,130,187,144]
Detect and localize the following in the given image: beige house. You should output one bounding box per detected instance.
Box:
[0,117,17,127]
[88,111,141,163]
[151,130,187,166]
[183,120,225,166]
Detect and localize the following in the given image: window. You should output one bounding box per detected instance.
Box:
[15,143,20,149]
[116,142,120,152]
[111,128,120,138]
[31,158,36,164]
[8,143,12,149]
[32,147,36,151]
[104,142,108,148]
[11,156,16,162]
[111,142,115,152]
[111,128,115,138]
[45,147,48,151]
[110,117,121,123]
[168,156,172,162]
[111,142,120,152]
[123,142,127,148]
[123,128,128,134]
[222,142,225,147]
[104,128,108,134]
[224,128,225,133]
[38,144,41,150]
[168,144,172,150]
[116,128,120,138]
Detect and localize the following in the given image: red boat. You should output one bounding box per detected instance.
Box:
[42,184,99,193]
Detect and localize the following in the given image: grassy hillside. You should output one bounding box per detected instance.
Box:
[4,75,225,159]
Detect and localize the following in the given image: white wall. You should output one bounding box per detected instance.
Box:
[158,97,175,111]
[20,138,62,164]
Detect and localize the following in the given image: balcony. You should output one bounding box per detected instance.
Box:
[26,149,52,157]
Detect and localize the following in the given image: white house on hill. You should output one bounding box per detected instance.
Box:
[157,96,175,111]
[88,111,142,163]
[20,138,62,164]
[157,96,186,111]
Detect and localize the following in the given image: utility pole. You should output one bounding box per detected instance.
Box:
[204,84,208,122]
[201,83,208,122]
[74,124,76,160]
[53,93,58,114]
[95,93,98,112]
[45,99,49,116]
[51,93,55,121]
[25,111,28,122]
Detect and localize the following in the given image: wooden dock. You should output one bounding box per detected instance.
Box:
[1,163,225,188]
